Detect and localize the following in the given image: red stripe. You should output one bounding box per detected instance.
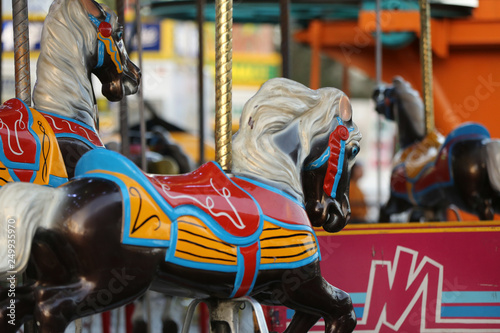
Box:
[233,242,259,297]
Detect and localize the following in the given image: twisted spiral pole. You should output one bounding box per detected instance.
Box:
[12,0,31,105]
[215,0,233,172]
[419,0,434,134]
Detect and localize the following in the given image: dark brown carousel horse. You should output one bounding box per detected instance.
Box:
[374,76,500,221]
[0,78,361,333]
[0,0,140,187]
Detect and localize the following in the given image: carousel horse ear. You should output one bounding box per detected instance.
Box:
[339,94,352,122]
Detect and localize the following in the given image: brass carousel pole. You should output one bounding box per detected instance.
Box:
[12,0,31,105]
[215,0,232,172]
[117,0,129,157]
[419,0,434,134]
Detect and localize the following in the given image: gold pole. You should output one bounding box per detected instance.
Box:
[419,0,434,134]
[215,0,233,172]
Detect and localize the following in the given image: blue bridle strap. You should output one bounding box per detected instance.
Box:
[304,117,353,171]
[88,12,112,69]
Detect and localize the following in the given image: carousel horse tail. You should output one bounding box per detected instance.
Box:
[485,139,500,194]
[0,182,63,280]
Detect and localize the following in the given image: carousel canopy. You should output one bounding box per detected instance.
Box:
[143,0,478,24]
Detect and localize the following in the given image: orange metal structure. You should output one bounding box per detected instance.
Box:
[295,0,500,137]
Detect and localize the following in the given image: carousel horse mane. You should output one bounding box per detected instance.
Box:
[392,76,426,141]
[233,78,355,201]
[0,183,64,278]
[33,0,114,127]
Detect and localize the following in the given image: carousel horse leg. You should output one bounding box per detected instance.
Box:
[279,263,356,333]
[33,279,92,332]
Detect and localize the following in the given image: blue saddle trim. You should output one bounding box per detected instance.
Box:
[391,123,492,204]
[229,244,261,298]
[233,175,305,208]
[75,149,264,246]
[0,99,41,170]
[443,122,490,147]
[258,216,321,270]
[76,149,320,285]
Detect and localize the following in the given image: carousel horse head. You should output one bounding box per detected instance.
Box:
[373,76,425,148]
[233,78,362,232]
[33,0,140,127]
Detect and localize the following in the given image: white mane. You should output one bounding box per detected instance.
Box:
[33,0,117,129]
[392,76,425,137]
[233,78,353,200]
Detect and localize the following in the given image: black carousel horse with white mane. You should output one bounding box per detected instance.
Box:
[374,76,500,222]
[0,78,362,333]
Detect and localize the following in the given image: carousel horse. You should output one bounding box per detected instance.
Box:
[0,0,140,185]
[0,78,361,333]
[374,76,500,221]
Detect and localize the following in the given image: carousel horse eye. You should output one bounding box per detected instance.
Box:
[99,22,113,38]
[117,31,123,40]
[351,146,359,157]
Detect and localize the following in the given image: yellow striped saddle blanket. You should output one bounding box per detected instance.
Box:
[75,149,320,297]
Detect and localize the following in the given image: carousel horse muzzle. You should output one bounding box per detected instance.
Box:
[324,193,351,233]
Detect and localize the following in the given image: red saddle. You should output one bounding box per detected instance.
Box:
[147,162,262,238]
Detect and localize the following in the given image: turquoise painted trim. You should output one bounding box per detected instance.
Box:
[99,35,123,72]
[39,110,98,132]
[233,175,305,208]
[48,175,68,187]
[247,242,260,296]
[76,171,170,248]
[330,140,346,199]
[441,306,500,318]
[442,291,500,304]
[76,149,265,246]
[230,247,245,297]
[96,41,105,68]
[54,133,103,149]
[303,117,353,171]
[349,292,367,304]
[7,169,20,182]
[304,147,330,171]
[88,13,101,26]
[354,307,364,319]
[166,221,178,262]
[265,216,312,231]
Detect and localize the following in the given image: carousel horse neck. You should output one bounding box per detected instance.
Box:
[33,0,101,129]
